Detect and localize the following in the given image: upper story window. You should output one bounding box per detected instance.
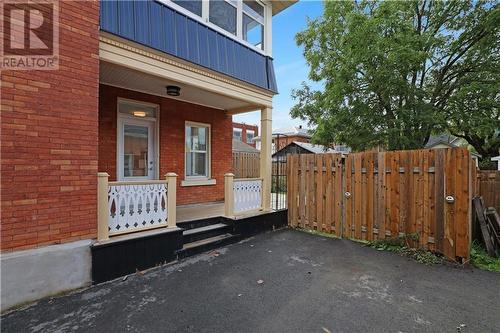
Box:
[167,0,269,54]
[246,129,255,143]
[233,128,242,141]
[242,1,264,49]
[209,0,237,35]
[172,0,202,16]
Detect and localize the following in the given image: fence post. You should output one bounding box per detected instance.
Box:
[166,173,177,228]
[97,172,110,241]
[224,173,235,217]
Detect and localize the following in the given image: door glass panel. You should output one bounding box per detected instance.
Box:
[123,124,149,177]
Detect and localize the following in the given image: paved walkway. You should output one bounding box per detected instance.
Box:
[2,229,499,332]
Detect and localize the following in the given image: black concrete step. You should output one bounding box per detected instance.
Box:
[177,233,240,259]
[177,216,226,231]
[182,223,231,244]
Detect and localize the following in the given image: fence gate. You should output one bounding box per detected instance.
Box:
[287,148,475,261]
[271,154,287,210]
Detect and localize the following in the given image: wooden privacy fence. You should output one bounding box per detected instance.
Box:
[233,152,260,178]
[287,148,475,261]
[476,170,500,210]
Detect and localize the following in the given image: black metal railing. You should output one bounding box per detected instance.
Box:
[271,154,287,211]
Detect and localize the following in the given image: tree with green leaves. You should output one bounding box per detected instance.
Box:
[292,0,499,158]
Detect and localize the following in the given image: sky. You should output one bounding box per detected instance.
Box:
[233,1,324,130]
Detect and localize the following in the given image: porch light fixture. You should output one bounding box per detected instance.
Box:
[166,85,181,96]
[132,111,147,117]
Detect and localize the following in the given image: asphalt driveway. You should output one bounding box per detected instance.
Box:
[2,229,499,333]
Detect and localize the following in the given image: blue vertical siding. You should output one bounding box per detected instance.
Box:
[163,7,176,55]
[117,1,135,40]
[100,1,118,34]
[149,2,165,51]
[134,1,150,45]
[197,25,210,68]
[100,0,278,93]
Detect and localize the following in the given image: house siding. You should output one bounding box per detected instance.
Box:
[100,0,278,93]
[99,85,232,205]
[0,1,100,252]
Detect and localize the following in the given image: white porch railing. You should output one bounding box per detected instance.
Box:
[97,173,177,241]
[224,173,263,216]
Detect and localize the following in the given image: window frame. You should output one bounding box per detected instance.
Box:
[242,0,264,49]
[184,121,211,181]
[233,127,243,141]
[246,129,255,143]
[208,0,238,36]
[162,0,269,55]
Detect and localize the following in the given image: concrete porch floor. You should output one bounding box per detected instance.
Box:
[176,202,225,223]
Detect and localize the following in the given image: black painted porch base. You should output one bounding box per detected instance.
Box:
[91,210,288,284]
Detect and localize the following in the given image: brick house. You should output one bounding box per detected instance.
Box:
[254,125,311,152]
[1,0,296,310]
[232,121,259,147]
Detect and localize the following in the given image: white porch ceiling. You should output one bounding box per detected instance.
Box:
[100,62,258,111]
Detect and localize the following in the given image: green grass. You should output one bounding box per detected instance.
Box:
[470,241,500,273]
[366,235,443,265]
[297,228,341,240]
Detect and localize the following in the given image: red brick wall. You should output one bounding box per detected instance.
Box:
[232,122,258,147]
[0,1,100,251]
[275,135,310,151]
[99,85,232,205]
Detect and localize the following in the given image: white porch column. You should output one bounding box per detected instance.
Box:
[260,107,272,211]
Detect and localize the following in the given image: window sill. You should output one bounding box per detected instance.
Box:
[181,179,217,187]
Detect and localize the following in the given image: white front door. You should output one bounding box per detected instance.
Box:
[118,118,156,180]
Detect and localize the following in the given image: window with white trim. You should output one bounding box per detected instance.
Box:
[166,0,268,54]
[242,1,264,49]
[172,0,202,16]
[209,0,237,35]
[185,123,210,178]
[246,129,255,143]
[233,128,242,141]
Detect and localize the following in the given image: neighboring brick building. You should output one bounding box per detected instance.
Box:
[232,122,258,147]
[254,125,312,153]
[0,0,296,311]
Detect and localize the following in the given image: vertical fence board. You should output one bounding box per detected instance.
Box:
[416,150,424,248]
[377,152,386,240]
[434,149,445,254]
[299,154,306,228]
[455,149,469,259]
[366,152,374,241]
[324,154,333,233]
[443,148,456,259]
[345,155,353,238]
[316,154,324,231]
[399,151,410,241]
[335,155,343,236]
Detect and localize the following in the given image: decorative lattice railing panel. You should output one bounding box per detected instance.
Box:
[234,179,262,214]
[108,182,168,235]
